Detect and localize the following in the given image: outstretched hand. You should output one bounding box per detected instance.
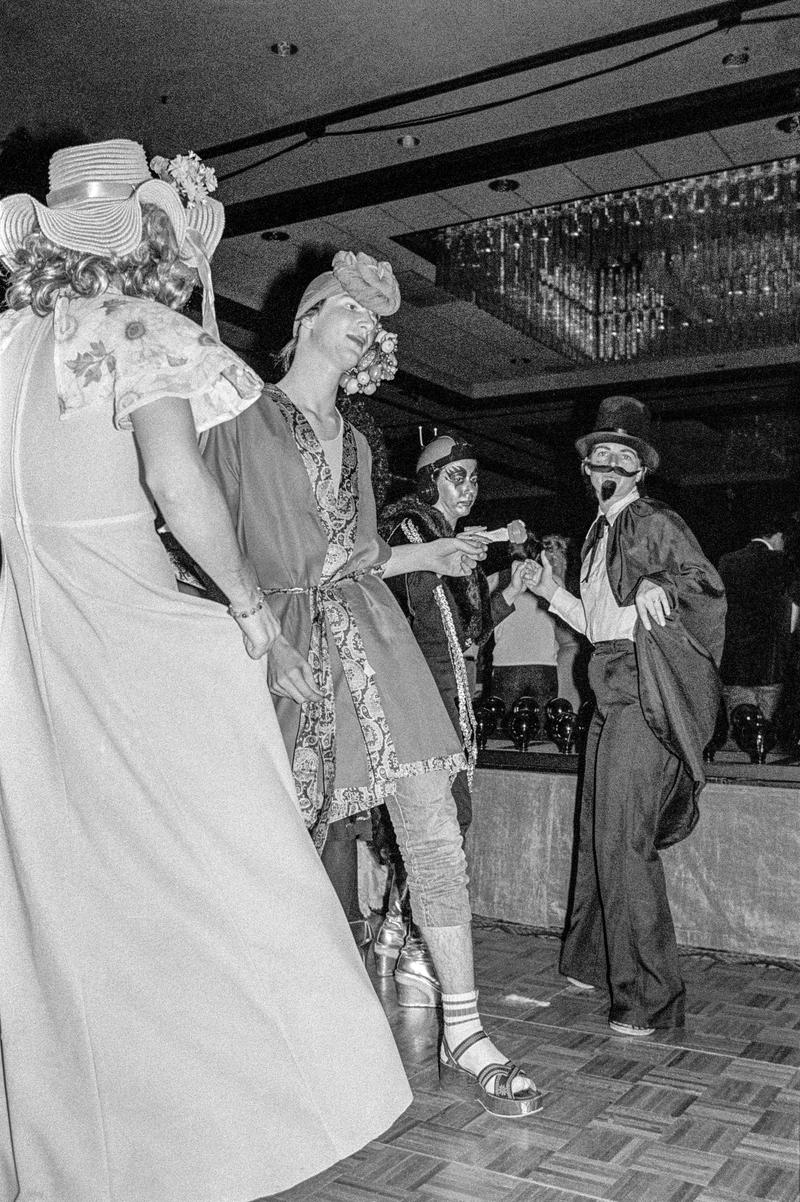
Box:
[429,532,489,577]
[635,578,671,631]
[504,557,537,603]
[266,635,324,703]
[523,551,558,601]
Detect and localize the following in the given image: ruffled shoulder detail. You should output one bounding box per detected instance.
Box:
[53,292,263,433]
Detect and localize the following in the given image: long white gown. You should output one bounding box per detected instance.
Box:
[0,293,410,1202]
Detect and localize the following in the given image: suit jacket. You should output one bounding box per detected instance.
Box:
[600,498,726,847]
[718,540,788,686]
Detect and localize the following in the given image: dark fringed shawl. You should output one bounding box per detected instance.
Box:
[379,494,493,646]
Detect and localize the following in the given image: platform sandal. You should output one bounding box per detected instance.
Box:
[439,1029,543,1118]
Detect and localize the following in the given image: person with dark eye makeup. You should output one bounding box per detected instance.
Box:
[377,434,536,1007]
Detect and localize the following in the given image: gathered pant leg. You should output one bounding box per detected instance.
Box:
[560,645,685,1029]
[384,770,471,928]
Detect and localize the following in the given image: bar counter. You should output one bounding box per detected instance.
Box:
[466,741,800,962]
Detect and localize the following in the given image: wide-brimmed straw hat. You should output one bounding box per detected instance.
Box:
[0,138,223,269]
[575,395,660,472]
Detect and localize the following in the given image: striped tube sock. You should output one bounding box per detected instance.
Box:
[441,989,482,1051]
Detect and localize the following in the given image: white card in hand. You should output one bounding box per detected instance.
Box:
[484,520,527,543]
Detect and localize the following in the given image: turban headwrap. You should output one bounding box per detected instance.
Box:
[293,250,401,336]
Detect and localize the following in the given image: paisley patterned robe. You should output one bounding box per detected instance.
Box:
[204,386,464,848]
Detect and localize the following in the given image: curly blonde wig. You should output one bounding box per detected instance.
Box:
[3,204,196,316]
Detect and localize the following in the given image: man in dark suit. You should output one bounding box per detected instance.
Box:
[528,396,725,1036]
[718,518,789,725]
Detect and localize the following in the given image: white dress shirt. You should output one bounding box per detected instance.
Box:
[549,489,640,645]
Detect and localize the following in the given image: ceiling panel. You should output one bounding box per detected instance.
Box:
[3,0,800,503]
[381,193,473,230]
[636,131,735,177]
[712,116,800,163]
[563,149,661,194]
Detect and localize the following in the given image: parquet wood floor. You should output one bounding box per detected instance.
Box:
[268,925,800,1202]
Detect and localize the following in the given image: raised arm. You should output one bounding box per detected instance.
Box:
[527,552,588,636]
[382,532,489,579]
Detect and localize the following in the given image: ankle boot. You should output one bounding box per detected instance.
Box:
[349,918,373,968]
[374,875,409,978]
[394,927,441,1008]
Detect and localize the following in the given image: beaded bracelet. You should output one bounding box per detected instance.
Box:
[227,589,264,620]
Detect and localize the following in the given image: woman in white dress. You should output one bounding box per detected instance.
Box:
[0,138,410,1202]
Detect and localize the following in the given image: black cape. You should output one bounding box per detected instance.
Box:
[592,497,726,847]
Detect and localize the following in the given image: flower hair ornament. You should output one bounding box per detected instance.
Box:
[149,151,221,340]
[340,325,398,396]
[149,152,218,210]
[291,249,402,396]
[0,139,225,339]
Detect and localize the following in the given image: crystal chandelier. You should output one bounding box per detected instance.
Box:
[435,158,800,365]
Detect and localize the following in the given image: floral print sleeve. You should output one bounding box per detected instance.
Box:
[54,292,263,433]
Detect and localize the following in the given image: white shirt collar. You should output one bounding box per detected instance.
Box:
[596,487,640,529]
[751,538,775,551]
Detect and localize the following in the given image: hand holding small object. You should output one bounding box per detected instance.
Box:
[429,534,487,577]
[506,557,537,603]
[481,519,527,544]
[525,551,558,601]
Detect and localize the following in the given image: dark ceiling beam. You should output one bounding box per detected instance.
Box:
[201,0,782,159]
[222,69,800,236]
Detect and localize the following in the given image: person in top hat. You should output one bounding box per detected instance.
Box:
[374,434,535,1005]
[203,254,543,1118]
[0,139,413,1199]
[527,395,725,1035]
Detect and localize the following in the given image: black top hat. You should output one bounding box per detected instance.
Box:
[575,395,659,472]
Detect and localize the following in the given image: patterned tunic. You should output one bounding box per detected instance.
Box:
[204,386,465,849]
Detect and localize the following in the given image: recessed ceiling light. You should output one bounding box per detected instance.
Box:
[722,48,749,67]
[397,134,420,149]
[270,41,298,57]
[776,114,800,135]
[260,230,290,241]
[488,178,520,193]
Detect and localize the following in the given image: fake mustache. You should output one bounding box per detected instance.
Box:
[585,462,640,479]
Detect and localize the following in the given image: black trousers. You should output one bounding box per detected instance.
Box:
[320,817,361,924]
[559,643,685,1028]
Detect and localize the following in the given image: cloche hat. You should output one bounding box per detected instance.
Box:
[575,395,660,472]
[0,138,224,336]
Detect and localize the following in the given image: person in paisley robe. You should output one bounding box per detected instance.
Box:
[203,251,543,1118]
[0,139,412,1201]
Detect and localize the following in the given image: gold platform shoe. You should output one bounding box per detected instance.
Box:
[394,929,441,1008]
[373,888,407,978]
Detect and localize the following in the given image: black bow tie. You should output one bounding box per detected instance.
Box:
[581,515,608,581]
